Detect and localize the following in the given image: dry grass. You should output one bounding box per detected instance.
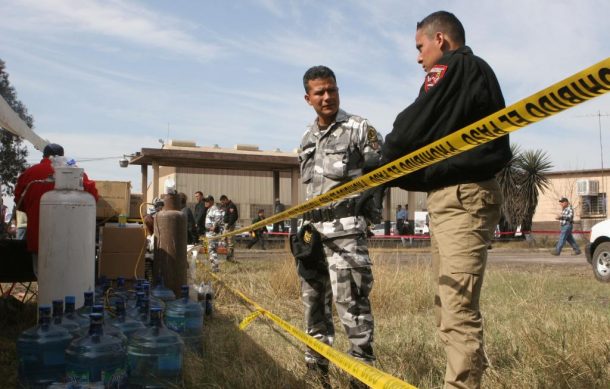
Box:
[2,247,609,388]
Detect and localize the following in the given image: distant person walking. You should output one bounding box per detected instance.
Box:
[247,209,267,250]
[551,197,581,256]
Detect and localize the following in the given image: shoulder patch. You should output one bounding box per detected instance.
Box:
[424,64,448,92]
[367,126,380,150]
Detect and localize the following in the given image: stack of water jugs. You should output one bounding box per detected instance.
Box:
[16,277,215,388]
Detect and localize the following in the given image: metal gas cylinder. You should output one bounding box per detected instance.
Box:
[38,167,96,309]
[153,193,188,297]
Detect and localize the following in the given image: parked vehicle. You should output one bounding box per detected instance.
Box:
[585,219,610,282]
[370,222,397,236]
[413,211,430,235]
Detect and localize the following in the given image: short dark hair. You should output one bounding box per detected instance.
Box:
[195,191,203,196]
[303,65,336,92]
[204,195,214,202]
[220,195,228,201]
[417,11,465,46]
[43,143,64,158]
[178,192,187,206]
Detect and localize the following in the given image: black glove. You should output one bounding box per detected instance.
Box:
[361,154,383,174]
[354,185,386,224]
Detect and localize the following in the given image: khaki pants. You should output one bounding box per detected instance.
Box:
[427,179,502,389]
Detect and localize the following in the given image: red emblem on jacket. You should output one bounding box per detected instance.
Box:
[424,64,448,92]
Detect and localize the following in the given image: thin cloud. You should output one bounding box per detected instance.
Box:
[7,0,222,62]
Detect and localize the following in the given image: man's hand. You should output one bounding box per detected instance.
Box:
[355,185,386,224]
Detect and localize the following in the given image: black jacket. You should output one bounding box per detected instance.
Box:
[383,46,511,192]
[223,200,239,227]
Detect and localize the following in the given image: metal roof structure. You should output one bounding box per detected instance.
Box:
[127,144,300,206]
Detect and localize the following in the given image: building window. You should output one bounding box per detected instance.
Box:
[581,193,607,217]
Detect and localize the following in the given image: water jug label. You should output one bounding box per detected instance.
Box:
[165,316,186,332]
[103,367,127,386]
[158,354,182,371]
[66,370,91,384]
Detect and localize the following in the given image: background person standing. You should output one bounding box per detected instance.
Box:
[204,195,223,272]
[273,198,286,233]
[193,191,206,236]
[14,143,98,275]
[552,197,581,256]
[220,194,238,260]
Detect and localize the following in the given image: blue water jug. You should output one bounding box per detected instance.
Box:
[82,305,128,347]
[126,280,145,309]
[142,281,165,310]
[52,299,80,337]
[164,285,203,352]
[151,276,176,303]
[94,277,110,306]
[108,300,145,339]
[127,307,184,387]
[107,277,129,308]
[76,291,95,322]
[127,291,145,318]
[64,295,89,330]
[17,305,73,386]
[65,313,127,388]
[129,295,150,324]
[197,282,214,316]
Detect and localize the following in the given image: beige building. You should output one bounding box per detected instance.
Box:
[128,142,426,227]
[533,169,608,231]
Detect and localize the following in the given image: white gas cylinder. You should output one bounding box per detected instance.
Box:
[38,167,96,308]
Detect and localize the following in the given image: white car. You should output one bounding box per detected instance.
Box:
[585,219,610,282]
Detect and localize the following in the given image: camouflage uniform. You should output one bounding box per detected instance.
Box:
[205,204,224,272]
[298,108,382,365]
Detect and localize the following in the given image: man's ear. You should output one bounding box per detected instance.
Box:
[304,93,312,106]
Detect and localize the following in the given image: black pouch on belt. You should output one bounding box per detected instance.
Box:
[290,224,323,267]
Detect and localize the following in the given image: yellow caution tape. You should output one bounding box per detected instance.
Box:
[239,309,263,330]
[209,271,418,389]
[207,58,609,240]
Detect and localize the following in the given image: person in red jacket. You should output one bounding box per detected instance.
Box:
[14,143,98,274]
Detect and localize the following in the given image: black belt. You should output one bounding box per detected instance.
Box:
[303,201,356,223]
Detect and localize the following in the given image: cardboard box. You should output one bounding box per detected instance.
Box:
[98,226,147,279]
[99,252,145,279]
[99,226,147,253]
[129,193,144,219]
[96,181,131,219]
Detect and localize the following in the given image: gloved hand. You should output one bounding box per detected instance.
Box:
[354,185,386,224]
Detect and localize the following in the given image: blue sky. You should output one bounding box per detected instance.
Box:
[1,0,609,208]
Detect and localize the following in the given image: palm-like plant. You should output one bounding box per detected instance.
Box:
[496,144,553,235]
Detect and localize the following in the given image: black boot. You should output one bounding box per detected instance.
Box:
[305,361,331,389]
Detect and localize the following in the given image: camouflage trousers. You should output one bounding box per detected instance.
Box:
[206,231,220,271]
[297,217,375,365]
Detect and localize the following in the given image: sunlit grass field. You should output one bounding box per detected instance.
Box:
[2,245,609,388]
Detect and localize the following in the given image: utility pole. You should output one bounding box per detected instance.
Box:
[578,111,609,216]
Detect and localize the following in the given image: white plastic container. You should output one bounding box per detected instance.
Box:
[38,167,96,308]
